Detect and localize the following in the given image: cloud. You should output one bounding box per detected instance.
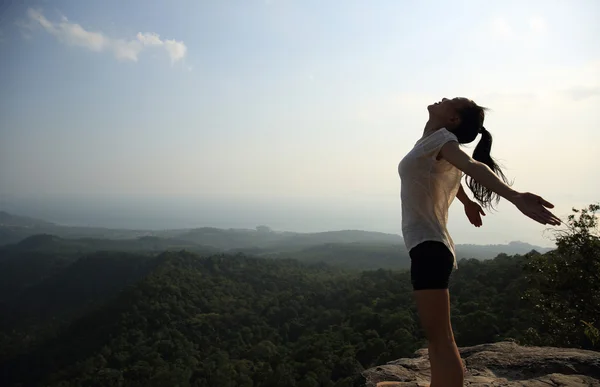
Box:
[112,39,143,62]
[23,8,187,64]
[164,39,187,64]
[25,9,108,51]
[136,32,187,64]
[136,32,163,46]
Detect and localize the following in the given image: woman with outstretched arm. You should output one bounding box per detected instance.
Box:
[397,97,561,387]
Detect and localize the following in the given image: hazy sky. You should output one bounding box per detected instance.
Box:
[0,0,598,246]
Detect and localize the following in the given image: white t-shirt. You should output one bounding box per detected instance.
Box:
[398,128,463,268]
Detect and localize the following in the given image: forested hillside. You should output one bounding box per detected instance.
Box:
[0,211,551,263]
[0,204,597,387]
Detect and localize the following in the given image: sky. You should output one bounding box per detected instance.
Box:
[0,0,599,246]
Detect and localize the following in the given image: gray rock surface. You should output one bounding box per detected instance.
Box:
[362,341,600,386]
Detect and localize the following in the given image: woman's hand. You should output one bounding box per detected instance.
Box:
[511,192,562,226]
[464,200,485,227]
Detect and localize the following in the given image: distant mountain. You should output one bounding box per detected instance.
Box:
[0,212,554,262]
[0,212,160,245]
[175,227,401,251]
[2,234,217,255]
[15,234,69,250]
[455,241,552,259]
[0,212,60,245]
[0,211,55,228]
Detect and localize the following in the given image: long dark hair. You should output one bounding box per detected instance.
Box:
[451,103,510,209]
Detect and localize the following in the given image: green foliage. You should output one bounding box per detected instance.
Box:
[1,253,416,386]
[282,243,411,270]
[1,204,598,386]
[0,249,557,387]
[523,203,600,349]
[582,320,600,346]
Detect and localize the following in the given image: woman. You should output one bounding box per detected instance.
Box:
[398,97,561,387]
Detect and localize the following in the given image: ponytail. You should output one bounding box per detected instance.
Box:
[466,126,510,209]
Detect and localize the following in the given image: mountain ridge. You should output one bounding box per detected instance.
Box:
[0,211,552,255]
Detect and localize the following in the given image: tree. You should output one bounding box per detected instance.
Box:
[523,203,600,349]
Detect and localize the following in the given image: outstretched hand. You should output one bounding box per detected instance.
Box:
[512,192,562,226]
[464,200,485,227]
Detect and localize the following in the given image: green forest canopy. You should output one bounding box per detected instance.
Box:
[0,204,597,387]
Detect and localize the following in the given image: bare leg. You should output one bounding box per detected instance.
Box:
[414,289,464,387]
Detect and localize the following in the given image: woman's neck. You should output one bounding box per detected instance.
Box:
[423,120,445,137]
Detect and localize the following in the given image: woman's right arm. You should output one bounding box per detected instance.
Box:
[439,141,562,226]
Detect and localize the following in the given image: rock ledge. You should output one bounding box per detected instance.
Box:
[362,341,600,386]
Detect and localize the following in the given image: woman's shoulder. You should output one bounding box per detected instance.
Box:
[417,128,458,145]
[436,127,458,141]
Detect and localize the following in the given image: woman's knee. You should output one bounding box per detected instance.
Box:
[428,337,458,351]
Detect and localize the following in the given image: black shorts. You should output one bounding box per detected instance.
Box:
[409,241,454,291]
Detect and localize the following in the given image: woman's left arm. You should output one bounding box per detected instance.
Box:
[456,184,471,205]
[456,182,486,227]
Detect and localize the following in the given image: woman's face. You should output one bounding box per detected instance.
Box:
[427,97,473,129]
